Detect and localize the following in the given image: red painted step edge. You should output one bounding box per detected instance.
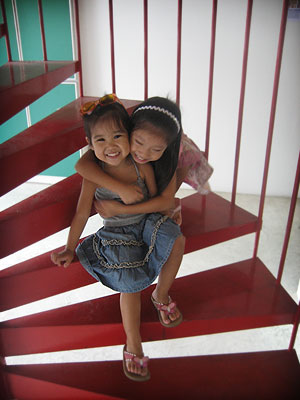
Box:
[3,372,124,400]
[0,61,79,125]
[0,258,297,356]
[0,194,259,311]
[4,350,300,400]
[0,174,83,259]
[0,189,258,263]
[0,97,141,196]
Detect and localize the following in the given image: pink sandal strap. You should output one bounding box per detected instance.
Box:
[124,350,149,369]
[151,296,177,316]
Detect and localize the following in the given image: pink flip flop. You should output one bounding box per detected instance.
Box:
[151,295,183,328]
[123,346,150,382]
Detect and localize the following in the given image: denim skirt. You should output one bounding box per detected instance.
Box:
[76,213,182,293]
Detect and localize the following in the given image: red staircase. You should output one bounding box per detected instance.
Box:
[0,60,79,125]
[1,0,299,399]
[3,350,300,400]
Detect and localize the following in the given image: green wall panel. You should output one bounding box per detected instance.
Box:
[30,83,79,177]
[41,152,79,177]
[0,37,8,65]
[0,109,28,144]
[0,4,7,65]
[1,0,77,178]
[17,0,43,60]
[30,83,76,124]
[42,0,73,60]
[4,0,19,60]
[0,84,79,176]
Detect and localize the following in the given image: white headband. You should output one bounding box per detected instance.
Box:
[133,105,181,133]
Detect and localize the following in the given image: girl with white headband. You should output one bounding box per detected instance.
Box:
[76,96,213,224]
[51,95,185,382]
[74,97,213,379]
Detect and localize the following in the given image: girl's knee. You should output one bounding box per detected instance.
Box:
[175,234,185,251]
[121,291,141,296]
[179,234,185,246]
[120,292,142,307]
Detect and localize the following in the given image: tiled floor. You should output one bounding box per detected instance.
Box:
[0,182,299,365]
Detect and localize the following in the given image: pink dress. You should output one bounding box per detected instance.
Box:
[178,133,213,194]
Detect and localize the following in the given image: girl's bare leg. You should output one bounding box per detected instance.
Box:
[120,292,148,377]
[152,234,185,325]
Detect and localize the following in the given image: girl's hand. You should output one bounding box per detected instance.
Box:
[170,197,182,225]
[94,199,123,218]
[162,198,182,225]
[51,249,74,268]
[119,183,144,204]
[171,208,182,226]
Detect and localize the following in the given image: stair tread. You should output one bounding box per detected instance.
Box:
[0,191,259,307]
[0,96,90,196]
[0,185,259,262]
[0,61,79,124]
[0,97,141,196]
[0,174,84,259]
[181,192,259,253]
[1,258,297,356]
[4,371,122,400]
[5,349,300,400]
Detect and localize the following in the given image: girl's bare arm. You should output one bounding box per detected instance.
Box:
[75,150,144,204]
[96,174,176,217]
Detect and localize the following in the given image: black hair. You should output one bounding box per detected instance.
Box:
[83,102,131,143]
[131,97,182,194]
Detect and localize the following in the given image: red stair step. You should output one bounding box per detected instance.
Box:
[0,97,141,196]
[0,260,95,314]
[0,192,259,310]
[181,192,259,254]
[0,174,83,260]
[2,372,123,400]
[1,258,297,356]
[0,187,259,263]
[0,61,79,125]
[0,97,89,197]
[0,247,68,279]
[4,350,300,399]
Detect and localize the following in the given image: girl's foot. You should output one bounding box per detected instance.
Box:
[123,346,150,382]
[151,291,183,327]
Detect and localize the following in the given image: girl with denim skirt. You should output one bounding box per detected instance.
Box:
[51,94,185,382]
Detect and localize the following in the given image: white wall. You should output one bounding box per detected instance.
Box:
[78,0,300,197]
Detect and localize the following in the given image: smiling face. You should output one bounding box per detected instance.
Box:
[130,126,168,164]
[88,118,130,166]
